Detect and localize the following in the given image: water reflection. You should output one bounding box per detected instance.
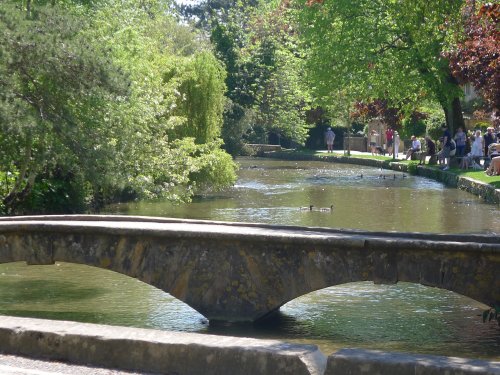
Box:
[105,157,499,234]
[1,157,499,360]
[0,262,498,360]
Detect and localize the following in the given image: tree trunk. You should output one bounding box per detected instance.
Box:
[443,96,465,134]
[442,73,466,134]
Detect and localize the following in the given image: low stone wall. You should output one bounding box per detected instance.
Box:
[326,349,500,375]
[0,316,499,375]
[264,151,500,204]
[245,144,282,156]
[0,316,326,375]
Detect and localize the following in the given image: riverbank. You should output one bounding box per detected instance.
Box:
[263,149,500,204]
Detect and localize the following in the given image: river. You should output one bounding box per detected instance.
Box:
[0,157,498,359]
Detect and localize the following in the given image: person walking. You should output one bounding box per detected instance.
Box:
[325,127,336,153]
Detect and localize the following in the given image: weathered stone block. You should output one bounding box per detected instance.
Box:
[325,349,500,375]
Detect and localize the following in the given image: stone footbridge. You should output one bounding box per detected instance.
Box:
[0,215,498,322]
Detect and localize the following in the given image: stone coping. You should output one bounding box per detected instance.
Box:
[0,316,325,375]
[263,151,500,204]
[0,216,499,252]
[0,316,499,375]
[326,348,500,375]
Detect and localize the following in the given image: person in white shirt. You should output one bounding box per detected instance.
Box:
[393,131,400,158]
[405,135,421,160]
[325,127,336,153]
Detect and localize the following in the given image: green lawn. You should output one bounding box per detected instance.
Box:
[449,169,500,189]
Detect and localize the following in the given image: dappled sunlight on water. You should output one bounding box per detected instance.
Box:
[106,157,499,234]
[0,262,498,360]
[1,157,498,360]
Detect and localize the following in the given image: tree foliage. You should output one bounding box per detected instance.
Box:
[0,0,236,214]
[291,0,467,131]
[447,2,499,124]
[351,100,402,130]
[183,0,312,151]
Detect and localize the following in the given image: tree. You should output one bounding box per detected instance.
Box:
[291,0,467,132]
[183,0,312,151]
[351,100,403,130]
[447,2,499,125]
[0,2,129,212]
[0,0,237,213]
[248,4,312,146]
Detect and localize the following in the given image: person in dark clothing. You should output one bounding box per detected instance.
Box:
[454,127,466,157]
[484,127,495,156]
[420,136,436,165]
[440,125,452,170]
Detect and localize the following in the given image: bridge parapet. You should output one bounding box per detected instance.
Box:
[0,215,498,322]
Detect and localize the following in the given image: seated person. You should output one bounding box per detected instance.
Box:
[419,136,436,165]
[486,155,500,176]
[488,143,499,158]
[405,135,421,160]
[485,143,500,169]
[460,152,473,169]
[437,139,456,165]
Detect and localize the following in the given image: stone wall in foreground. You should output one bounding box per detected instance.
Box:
[0,316,499,375]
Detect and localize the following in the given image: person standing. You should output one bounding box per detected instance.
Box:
[440,124,452,170]
[369,129,378,155]
[385,127,394,156]
[471,130,484,165]
[454,127,466,157]
[325,127,336,153]
[393,131,400,158]
[462,132,484,169]
[484,127,495,157]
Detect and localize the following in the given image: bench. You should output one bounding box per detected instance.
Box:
[410,151,423,161]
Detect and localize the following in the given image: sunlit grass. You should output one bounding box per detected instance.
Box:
[451,169,500,188]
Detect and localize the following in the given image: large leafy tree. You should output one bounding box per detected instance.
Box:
[182,0,311,151]
[291,0,467,132]
[0,0,236,214]
[447,2,499,125]
[247,4,311,145]
[0,3,129,212]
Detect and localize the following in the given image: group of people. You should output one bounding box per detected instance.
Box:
[405,125,500,174]
[455,126,499,174]
[369,128,401,157]
[324,125,499,176]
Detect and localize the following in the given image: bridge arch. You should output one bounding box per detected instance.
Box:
[0,215,498,322]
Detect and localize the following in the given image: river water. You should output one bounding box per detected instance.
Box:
[1,157,499,359]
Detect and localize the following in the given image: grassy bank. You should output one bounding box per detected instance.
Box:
[315,150,500,189]
[265,150,500,204]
